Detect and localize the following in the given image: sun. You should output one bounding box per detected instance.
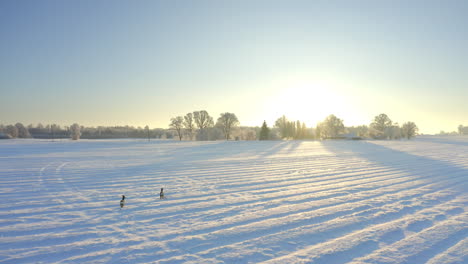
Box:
[262,81,347,127]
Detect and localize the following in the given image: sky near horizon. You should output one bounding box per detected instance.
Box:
[1,0,467,134]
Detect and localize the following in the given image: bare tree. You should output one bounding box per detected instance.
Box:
[401,122,418,139]
[193,110,214,141]
[193,110,214,129]
[183,113,195,140]
[169,116,184,141]
[70,123,81,140]
[217,112,239,140]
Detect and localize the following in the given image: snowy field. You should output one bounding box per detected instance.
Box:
[0,137,467,264]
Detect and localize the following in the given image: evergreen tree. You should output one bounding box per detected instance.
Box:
[259,121,270,140]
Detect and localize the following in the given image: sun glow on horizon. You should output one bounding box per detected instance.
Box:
[261,81,355,127]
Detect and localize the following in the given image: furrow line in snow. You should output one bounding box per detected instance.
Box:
[157,192,464,263]
[259,199,467,264]
[144,182,463,260]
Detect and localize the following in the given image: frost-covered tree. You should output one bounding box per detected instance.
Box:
[275,115,289,139]
[401,122,418,139]
[5,125,18,138]
[193,110,214,129]
[259,121,270,140]
[242,128,257,140]
[169,116,184,141]
[217,112,239,140]
[194,110,214,141]
[70,123,81,140]
[370,113,392,139]
[183,113,195,140]
[15,123,31,138]
[317,114,344,139]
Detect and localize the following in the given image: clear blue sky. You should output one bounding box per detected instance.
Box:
[1,0,467,134]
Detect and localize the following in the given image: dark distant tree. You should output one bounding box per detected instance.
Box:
[50,124,60,140]
[275,115,289,139]
[154,128,165,139]
[183,113,195,140]
[459,124,464,135]
[370,113,392,139]
[165,131,174,139]
[145,125,150,142]
[401,122,418,139]
[317,114,344,139]
[70,123,81,140]
[6,125,18,138]
[217,112,239,140]
[15,123,31,138]
[259,121,270,140]
[37,123,44,130]
[169,116,184,141]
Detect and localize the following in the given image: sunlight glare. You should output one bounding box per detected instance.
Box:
[264,81,348,126]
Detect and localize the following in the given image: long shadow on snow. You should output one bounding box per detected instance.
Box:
[321,140,468,193]
[416,136,468,147]
[0,139,180,158]
[104,141,298,180]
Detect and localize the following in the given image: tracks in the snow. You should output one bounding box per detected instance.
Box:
[0,139,466,264]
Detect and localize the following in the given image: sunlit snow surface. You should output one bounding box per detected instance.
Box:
[0,137,466,264]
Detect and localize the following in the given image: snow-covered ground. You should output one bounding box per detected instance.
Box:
[0,137,466,264]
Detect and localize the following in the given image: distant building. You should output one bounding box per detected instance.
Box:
[0,132,11,139]
[459,125,468,135]
[342,132,362,140]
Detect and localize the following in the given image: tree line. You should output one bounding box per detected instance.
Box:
[0,123,174,140]
[259,113,419,140]
[1,112,422,141]
[169,110,240,141]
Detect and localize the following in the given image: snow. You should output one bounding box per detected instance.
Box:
[0,137,466,264]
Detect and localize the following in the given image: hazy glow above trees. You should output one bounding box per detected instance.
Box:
[264,80,350,127]
[0,1,467,134]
